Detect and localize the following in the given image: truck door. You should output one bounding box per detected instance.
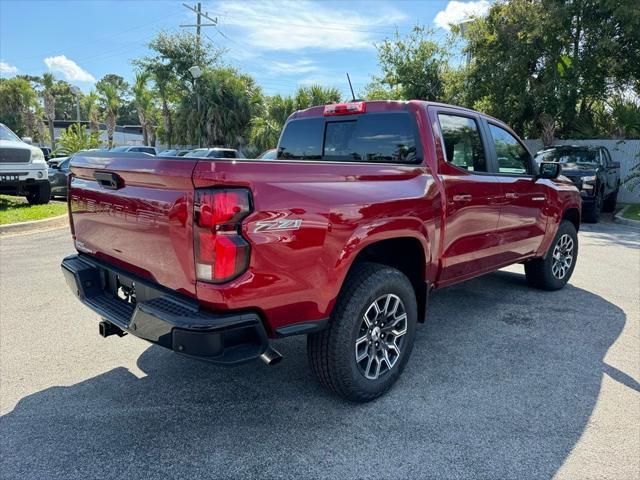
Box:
[484,121,548,261]
[431,109,504,285]
[601,148,619,194]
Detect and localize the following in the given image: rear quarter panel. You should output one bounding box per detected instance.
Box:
[192,157,439,333]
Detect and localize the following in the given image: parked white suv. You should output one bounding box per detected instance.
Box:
[0,123,50,204]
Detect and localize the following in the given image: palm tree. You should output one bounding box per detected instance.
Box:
[96,83,121,149]
[150,66,173,148]
[195,68,262,148]
[133,72,153,145]
[82,91,101,135]
[40,73,56,149]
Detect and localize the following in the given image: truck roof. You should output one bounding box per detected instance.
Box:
[288,100,505,126]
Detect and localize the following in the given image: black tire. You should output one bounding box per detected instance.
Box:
[525,220,578,290]
[582,192,602,223]
[602,189,618,213]
[307,262,417,402]
[26,182,51,205]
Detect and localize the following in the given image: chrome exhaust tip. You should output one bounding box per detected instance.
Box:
[260,346,283,366]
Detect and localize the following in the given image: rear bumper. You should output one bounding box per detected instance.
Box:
[61,254,269,364]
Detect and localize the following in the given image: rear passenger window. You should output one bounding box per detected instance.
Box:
[438,114,487,172]
[278,118,323,160]
[488,124,532,175]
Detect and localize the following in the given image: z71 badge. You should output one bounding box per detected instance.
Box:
[252,219,302,233]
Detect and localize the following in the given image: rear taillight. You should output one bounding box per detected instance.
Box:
[194,188,251,283]
[323,101,366,116]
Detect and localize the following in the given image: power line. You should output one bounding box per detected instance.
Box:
[180,3,217,50]
[17,12,179,63]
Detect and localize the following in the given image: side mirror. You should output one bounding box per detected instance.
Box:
[611,161,620,169]
[537,161,561,179]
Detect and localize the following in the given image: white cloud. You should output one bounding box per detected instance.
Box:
[265,59,319,75]
[213,0,406,51]
[43,55,96,82]
[434,0,490,30]
[0,61,18,76]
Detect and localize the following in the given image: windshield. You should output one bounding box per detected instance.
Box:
[184,149,238,158]
[183,149,208,158]
[207,150,237,158]
[259,149,277,160]
[0,124,22,142]
[534,148,598,164]
[110,146,129,152]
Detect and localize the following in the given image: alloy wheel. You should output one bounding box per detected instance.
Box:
[355,294,408,380]
[551,234,574,279]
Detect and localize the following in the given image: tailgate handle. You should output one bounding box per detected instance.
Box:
[94,171,124,190]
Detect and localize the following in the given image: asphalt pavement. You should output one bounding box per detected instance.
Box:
[1,217,638,479]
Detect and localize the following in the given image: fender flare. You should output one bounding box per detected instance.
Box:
[327,218,431,317]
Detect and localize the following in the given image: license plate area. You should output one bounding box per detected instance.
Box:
[0,175,20,182]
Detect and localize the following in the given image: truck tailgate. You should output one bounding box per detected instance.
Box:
[69,152,198,297]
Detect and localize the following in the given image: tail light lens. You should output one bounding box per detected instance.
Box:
[194,188,251,283]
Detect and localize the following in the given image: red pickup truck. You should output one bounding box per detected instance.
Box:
[62,101,581,402]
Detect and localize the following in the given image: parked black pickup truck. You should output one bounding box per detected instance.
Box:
[534,145,621,223]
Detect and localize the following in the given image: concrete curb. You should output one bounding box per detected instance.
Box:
[0,214,69,235]
[614,205,640,229]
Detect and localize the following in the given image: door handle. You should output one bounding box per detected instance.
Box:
[452,194,472,202]
[505,191,519,199]
[94,171,124,190]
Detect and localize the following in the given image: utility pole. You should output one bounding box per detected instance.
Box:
[181,3,216,148]
[180,3,218,50]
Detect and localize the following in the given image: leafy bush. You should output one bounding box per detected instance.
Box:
[54,123,102,156]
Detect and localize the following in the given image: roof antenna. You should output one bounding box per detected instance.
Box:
[346,73,356,102]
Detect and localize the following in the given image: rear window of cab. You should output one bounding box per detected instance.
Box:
[278,112,420,164]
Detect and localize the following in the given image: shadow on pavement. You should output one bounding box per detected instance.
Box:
[0,271,627,479]
[580,220,640,249]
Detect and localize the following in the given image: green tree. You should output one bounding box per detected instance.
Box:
[135,31,223,88]
[82,91,101,135]
[40,73,57,148]
[54,123,101,155]
[96,82,121,148]
[0,77,38,138]
[151,65,176,148]
[460,0,640,138]
[51,80,81,120]
[370,25,450,101]
[174,67,262,148]
[132,72,155,145]
[134,31,225,147]
[95,75,129,148]
[249,95,291,152]
[293,84,341,110]
[249,86,340,151]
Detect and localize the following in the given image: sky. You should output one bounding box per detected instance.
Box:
[0,0,491,98]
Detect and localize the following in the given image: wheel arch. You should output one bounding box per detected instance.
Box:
[339,235,429,323]
[562,207,580,232]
